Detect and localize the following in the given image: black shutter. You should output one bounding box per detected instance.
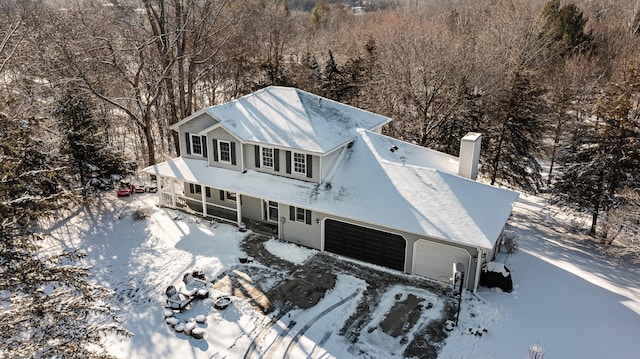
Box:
[189,183,194,193]
[231,142,237,165]
[202,136,208,158]
[305,210,312,225]
[254,145,260,168]
[274,149,280,171]
[286,151,291,174]
[185,132,191,154]
[205,187,211,198]
[289,206,295,221]
[306,154,313,178]
[212,139,218,162]
[219,190,225,201]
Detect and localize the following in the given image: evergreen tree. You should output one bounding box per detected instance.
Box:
[427,77,485,156]
[0,113,128,357]
[290,52,323,94]
[53,92,134,195]
[310,0,330,28]
[483,69,548,193]
[539,0,592,62]
[321,50,351,102]
[551,69,640,236]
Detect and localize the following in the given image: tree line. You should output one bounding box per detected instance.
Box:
[1,0,639,356]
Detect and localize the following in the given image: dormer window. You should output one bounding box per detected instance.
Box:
[218,140,231,163]
[293,152,306,175]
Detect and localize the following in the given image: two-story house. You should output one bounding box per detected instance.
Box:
[144,86,519,291]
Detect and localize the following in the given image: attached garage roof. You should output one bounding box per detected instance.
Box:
[144,129,518,250]
[179,86,390,154]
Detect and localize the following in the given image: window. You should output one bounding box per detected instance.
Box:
[189,183,202,194]
[262,147,274,168]
[289,206,312,225]
[267,201,278,222]
[296,207,306,222]
[293,152,306,175]
[225,191,237,202]
[190,134,203,156]
[218,140,231,163]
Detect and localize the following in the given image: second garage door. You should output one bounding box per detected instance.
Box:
[324,219,406,271]
[412,239,471,286]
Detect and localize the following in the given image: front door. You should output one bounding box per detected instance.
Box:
[265,200,279,223]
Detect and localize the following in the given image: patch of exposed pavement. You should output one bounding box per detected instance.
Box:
[209,233,457,358]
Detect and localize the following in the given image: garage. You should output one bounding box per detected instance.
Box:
[412,239,471,286]
[324,219,406,271]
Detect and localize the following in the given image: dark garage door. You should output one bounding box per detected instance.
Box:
[324,219,406,271]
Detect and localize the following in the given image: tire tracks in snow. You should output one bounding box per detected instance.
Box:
[244,290,358,359]
[282,290,359,359]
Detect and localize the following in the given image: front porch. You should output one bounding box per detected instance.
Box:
[156,176,278,236]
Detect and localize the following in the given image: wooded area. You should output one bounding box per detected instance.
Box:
[1,0,639,356]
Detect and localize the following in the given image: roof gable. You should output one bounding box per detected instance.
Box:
[201,86,390,154]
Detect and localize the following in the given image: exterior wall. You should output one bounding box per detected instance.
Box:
[240,195,263,221]
[320,148,343,181]
[206,127,242,172]
[281,204,323,250]
[178,114,217,161]
[246,144,321,184]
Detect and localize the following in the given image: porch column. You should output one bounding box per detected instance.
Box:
[236,192,242,226]
[157,176,162,204]
[473,248,484,292]
[170,178,176,208]
[201,187,207,217]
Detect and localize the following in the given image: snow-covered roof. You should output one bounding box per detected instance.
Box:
[144,130,519,249]
[178,86,391,154]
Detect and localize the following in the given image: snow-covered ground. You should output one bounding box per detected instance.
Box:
[45,193,640,358]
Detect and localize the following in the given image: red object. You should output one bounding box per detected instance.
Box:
[116,183,134,197]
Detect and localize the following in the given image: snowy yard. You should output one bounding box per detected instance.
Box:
[45,193,640,358]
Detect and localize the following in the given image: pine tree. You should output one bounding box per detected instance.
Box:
[426,77,485,156]
[0,113,129,357]
[551,68,640,236]
[483,69,548,193]
[539,0,592,62]
[321,50,351,102]
[53,92,134,195]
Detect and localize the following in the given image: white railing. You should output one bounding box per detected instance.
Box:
[159,191,237,224]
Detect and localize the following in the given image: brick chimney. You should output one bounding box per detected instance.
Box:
[458,133,482,180]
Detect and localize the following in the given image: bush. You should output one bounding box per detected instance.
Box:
[131,208,150,221]
[503,235,520,254]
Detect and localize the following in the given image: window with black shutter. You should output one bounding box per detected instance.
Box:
[202,136,208,158]
[185,132,191,154]
[254,145,260,168]
[286,151,291,174]
[289,206,312,225]
[230,142,236,165]
[212,139,218,162]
